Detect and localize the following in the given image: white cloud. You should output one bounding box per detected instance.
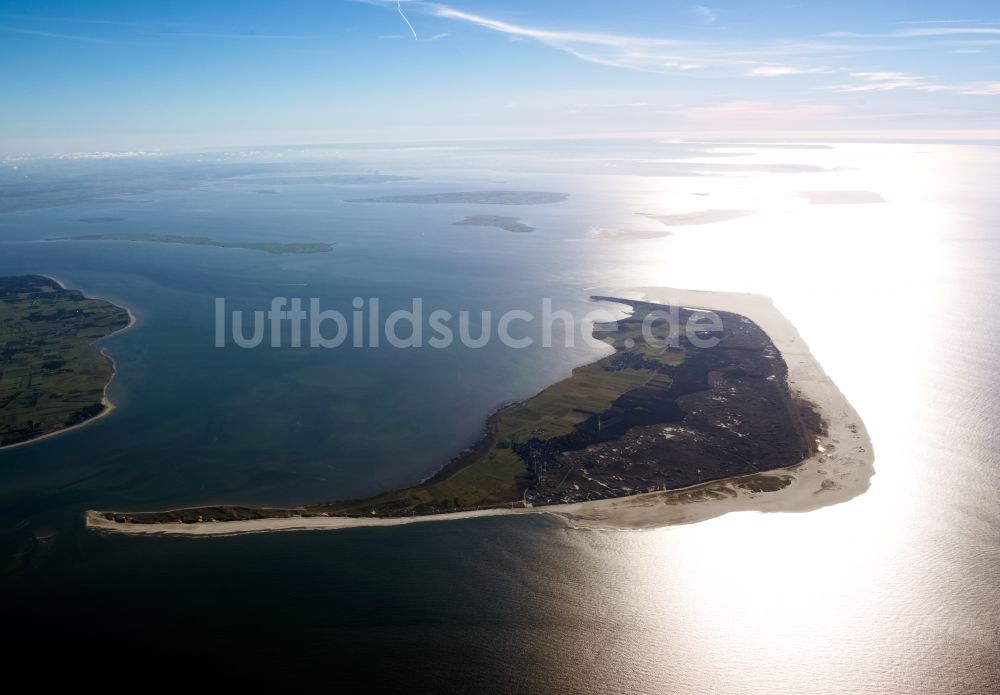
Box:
[901,19,1000,25]
[572,101,649,108]
[746,65,832,77]
[677,100,844,127]
[828,26,1000,38]
[829,71,1000,96]
[360,2,1000,103]
[828,71,930,92]
[963,83,1000,95]
[692,6,718,25]
[423,3,709,74]
[917,82,1000,95]
[406,3,887,80]
[852,71,924,81]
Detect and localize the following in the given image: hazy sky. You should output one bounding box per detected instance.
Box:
[2,0,999,154]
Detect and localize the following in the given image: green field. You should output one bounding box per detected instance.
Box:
[98,297,819,526]
[0,275,131,448]
[324,304,692,515]
[453,215,535,233]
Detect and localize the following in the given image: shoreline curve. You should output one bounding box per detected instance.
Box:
[0,275,136,453]
[85,286,874,536]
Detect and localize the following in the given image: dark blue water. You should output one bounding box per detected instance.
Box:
[1,142,997,693]
[0,149,642,687]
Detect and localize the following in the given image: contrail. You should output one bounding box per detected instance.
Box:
[397,1,418,40]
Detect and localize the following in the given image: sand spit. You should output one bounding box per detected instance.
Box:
[590,228,672,241]
[86,287,873,536]
[798,191,886,205]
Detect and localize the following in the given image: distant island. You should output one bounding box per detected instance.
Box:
[0,275,132,449]
[236,174,418,186]
[639,209,756,227]
[591,228,671,240]
[79,216,127,224]
[454,215,535,233]
[53,233,334,255]
[798,191,886,205]
[86,291,871,535]
[347,191,568,205]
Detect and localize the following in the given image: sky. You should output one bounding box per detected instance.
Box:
[1,0,999,154]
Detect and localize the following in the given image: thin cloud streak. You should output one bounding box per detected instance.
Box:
[0,13,163,27]
[359,0,998,92]
[747,65,834,77]
[829,27,1000,38]
[828,71,931,92]
[415,2,1000,101]
[425,3,708,73]
[145,31,301,39]
[918,82,1000,96]
[397,1,419,40]
[828,71,1000,96]
[899,19,1000,26]
[0,26,123,43]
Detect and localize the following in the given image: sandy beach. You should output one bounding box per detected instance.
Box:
[85,286,874,536]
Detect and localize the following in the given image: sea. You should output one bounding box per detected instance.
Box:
[0,140,997,692]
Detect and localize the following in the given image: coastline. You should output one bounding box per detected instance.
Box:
[0,275,136,453]
[547,287,875,529]
[86,287,874,536]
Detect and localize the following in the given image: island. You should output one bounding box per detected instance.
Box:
[639,209,756,227]
[798,191,886,205]
[236,174,418,186]
[52,233,334,255]
[454,215,534,233]
[78,216,126,224]
[591,228,671,240]
[347,191,568,205]
[86,289,874,535]
[0,275,132,449]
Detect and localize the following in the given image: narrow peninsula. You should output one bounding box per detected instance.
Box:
[54,233,334,255]
[347,191,568,205]
[236,174,417,186]
[639,210,756,227]
[87,289,875,536]
[798,191,886,205]
[78,216,126,224]
[0,275,132,449]
[591,228,671,241]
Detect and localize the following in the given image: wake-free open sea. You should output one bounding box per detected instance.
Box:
[1,141,997,692]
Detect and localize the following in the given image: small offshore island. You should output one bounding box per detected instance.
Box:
[54,233,334,255]
[88,289,874,536]
[454,215,535,233]
[0,275,132,448]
